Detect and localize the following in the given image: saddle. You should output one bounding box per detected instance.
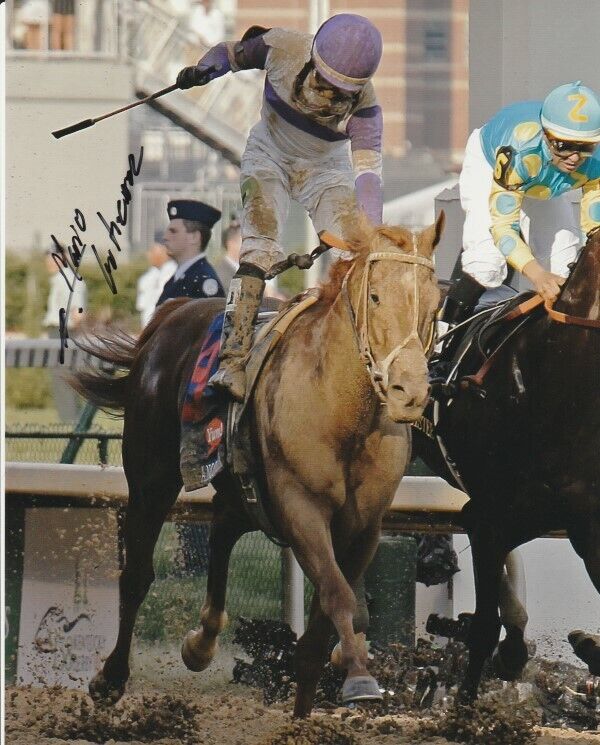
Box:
[179,291,319,543]
[431,290,540,400]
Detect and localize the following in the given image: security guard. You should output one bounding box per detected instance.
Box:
[157,199,225,305]
[157,198,224,577]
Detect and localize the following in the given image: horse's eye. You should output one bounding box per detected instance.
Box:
[370,293,380,305]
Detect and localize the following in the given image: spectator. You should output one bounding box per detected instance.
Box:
[135,234,176,328]
[18,0,49,50]
[213,220,241,289]
[188,0,225,47]
[42,248,87,421]
[51,0,75,51]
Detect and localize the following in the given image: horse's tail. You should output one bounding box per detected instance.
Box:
[69,298,191,412]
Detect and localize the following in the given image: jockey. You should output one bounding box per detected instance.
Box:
[176,14,383,401]
[442,81,600,327]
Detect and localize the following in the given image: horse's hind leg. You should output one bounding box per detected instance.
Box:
[294,592,335,716]
[568,516,600,674]
[181,481,249,672]
[90,474,181,703]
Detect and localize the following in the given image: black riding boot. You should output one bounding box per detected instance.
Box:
[429,274,485,386]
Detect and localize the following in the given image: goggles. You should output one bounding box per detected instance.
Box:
[546,136,597,158]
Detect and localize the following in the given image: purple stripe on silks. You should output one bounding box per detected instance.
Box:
[355,172,383,224]
[346,105,383,153]
[264,78,349,142]
[238,34,268,70]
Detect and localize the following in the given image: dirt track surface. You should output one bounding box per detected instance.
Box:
[6,684,599,745]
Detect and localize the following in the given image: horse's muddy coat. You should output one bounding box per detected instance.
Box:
[70,217,443,717]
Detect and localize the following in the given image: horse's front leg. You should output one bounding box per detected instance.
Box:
[283,496,382,716]
[458,524,506,702]
[182,482,249,671]
[493,549,531,680]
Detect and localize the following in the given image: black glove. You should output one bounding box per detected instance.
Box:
[177,65,205,89]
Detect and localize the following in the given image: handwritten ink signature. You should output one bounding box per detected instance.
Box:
[50,146,144,362]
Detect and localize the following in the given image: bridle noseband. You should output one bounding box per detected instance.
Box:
[341,235,436,402]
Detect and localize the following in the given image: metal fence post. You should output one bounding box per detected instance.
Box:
[281,548,305,638]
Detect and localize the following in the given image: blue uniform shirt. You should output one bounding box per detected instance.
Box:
[156,255,225,306]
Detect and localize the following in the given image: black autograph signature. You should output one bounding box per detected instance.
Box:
[50,147,144,362]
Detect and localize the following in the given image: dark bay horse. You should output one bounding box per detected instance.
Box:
[414,229,600,699]
[71,216,443,716]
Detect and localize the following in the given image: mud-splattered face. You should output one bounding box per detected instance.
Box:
[351,215,443,422]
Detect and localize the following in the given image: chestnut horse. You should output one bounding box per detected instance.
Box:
[412,229,600,699]
[71,216,443,717]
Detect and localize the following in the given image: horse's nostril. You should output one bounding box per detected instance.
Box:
[391,384,405,393]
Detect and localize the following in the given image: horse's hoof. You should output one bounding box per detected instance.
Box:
[456,684,477,706]
[492,639,529,682]
[88,670,126,705]
[568,630,600,675]
[341,675,382,704]
[181,629,216,672]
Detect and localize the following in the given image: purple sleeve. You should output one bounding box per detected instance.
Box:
[347,106,383,223]
[236,35,269,70]
[355,173,383,224]
[197,43,231,79]
[346,105,383,153]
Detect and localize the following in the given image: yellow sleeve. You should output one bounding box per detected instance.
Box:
[489,180,534,272]
[581,177,600,237]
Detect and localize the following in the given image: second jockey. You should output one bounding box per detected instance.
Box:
[442,81,600,326]
[177,14,384,401]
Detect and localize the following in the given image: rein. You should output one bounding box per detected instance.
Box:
[505,294,600,329]
[341,235,436,402]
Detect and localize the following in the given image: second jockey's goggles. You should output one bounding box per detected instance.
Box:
[545,133,598,158]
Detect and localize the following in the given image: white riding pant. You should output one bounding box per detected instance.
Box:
[239,120,356,273]
[459,128,581,289]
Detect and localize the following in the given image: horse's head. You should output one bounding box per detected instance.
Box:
[556,228,600,320]
[343,212,444,422]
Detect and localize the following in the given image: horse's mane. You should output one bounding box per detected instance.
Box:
[317,222,416,307]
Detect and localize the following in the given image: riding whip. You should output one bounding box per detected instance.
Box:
[51,64,221,139]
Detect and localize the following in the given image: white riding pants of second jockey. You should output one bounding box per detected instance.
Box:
[459,128,581,298]
[239,118,356,273]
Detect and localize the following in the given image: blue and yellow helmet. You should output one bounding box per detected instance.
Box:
[541,81,600,143]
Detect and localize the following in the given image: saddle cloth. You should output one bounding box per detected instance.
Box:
[179,292,319,496]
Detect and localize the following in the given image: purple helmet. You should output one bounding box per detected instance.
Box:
[312,14,383,93]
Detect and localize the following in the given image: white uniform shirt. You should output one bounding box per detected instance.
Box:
[136,260,176,327]
[43,271,87,329]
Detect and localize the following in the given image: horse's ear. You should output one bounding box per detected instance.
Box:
[420,210,445,256]
[378,226,410,247]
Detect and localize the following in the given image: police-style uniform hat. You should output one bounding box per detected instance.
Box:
[167,199,221,227]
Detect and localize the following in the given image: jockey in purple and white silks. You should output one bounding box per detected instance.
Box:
[176,14,383,401]
[440,81,600,327]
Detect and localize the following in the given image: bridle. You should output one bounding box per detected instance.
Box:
[341,234,436,402]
